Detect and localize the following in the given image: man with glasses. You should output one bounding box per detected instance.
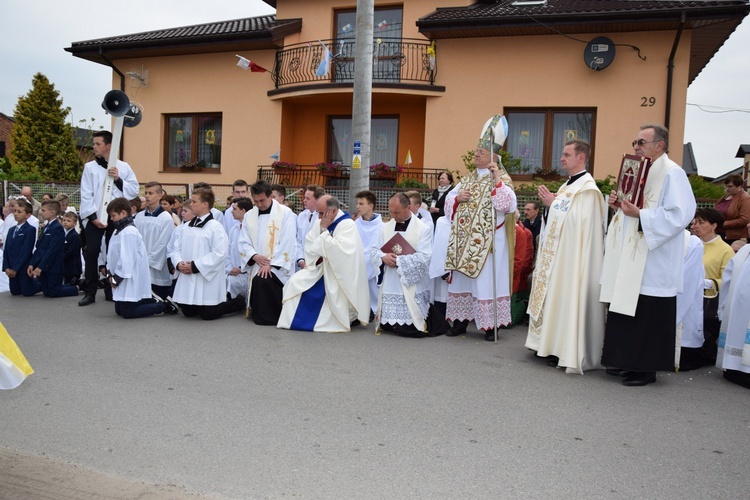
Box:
[600,124,696,386]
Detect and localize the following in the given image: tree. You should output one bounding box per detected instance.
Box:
[9,73,82,181]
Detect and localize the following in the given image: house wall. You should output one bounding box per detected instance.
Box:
[278,93,426,167]
[113,51,281,184]
[113,2,693,183]
[0,114,14,157]
[275,0,465,41]
[424,29,692,178]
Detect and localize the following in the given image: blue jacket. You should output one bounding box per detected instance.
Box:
[30,219,66,274]
[63,228,83,278]
[2,222,36,273]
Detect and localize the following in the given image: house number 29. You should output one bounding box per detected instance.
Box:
[641,97,656,107]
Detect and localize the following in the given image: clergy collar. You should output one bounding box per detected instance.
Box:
[258,205,272,215]
[566,170,587,185]
[394,215,412,231]
[189,212,214,227]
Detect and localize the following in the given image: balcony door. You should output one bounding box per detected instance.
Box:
[334,7,403,83]
[329,116,399,168]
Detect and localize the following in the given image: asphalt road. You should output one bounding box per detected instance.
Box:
[0,292,748,499]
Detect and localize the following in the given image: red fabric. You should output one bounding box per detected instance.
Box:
[513,223,534,293]
[249,62,269,73]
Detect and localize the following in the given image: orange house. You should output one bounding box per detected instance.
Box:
[66,0,749,185]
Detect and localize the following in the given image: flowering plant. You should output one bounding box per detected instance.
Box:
[272,160,297,171]
[369,163,403,175]
[179,159,204,169]
[315,162,344,173]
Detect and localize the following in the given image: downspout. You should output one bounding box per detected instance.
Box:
[99,48,127,159]
[665,11,686,131]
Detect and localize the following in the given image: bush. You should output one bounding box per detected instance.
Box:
[689,174,724,200]
[395,178,429,189]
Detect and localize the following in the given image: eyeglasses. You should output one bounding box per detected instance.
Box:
[632,139,660,148]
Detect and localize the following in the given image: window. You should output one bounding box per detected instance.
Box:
[328,116,399,166]
[164,113,222,170]
[334,7,403,83]
[505,108,595,174]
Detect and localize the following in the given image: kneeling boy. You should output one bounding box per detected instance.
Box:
[106,198,177,318]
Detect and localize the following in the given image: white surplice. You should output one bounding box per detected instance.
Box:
[377,216,433,331]
[107,224,152,303]
[225,223,249,299]
[354,213,384,314]
[677,232,705,349]
[171,217,228,306]
[717,244,750,373]
[134,209,175,287]
[79,159,139,224]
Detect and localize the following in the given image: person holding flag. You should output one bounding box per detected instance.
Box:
[444,115,517,341]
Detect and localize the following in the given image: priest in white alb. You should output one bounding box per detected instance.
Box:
[716,243,750,389]
[238,181,297,325]
[600,124,696,386]
[376,193,434,337]
[278,195,370,333]
[525,139,607,374]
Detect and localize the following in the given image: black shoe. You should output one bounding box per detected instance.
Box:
[606,368,631,377]
[78,294,95,306]
[546,355,560,367]
[446,319,468,337]
[484,330,497,342]
[622,372,656,387]
[163,296,179,315]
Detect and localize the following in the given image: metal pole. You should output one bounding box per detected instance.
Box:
[490,127,498,344]
[349,0,374,211]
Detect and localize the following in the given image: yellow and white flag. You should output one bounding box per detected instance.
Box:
[404,149,412,165]
[0,321,33,390]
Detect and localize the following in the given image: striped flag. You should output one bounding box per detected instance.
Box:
[0,322,33,390]
[236,55,269,73]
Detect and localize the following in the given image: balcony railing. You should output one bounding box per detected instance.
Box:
[273,38,436,89]
[257,165,445,189]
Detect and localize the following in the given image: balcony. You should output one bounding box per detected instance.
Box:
[257,165,445,189]
[272,38,437,90]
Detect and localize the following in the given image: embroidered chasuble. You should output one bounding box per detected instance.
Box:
[525,173,607,374]
[444,169,517,330]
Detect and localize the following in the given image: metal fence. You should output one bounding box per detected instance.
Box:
[274,38,436,89]
[1,179,719,223]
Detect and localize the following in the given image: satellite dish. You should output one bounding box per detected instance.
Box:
[583,36,616,71]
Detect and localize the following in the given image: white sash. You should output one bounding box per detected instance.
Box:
[528,174,592,322]
[600,155,672,316]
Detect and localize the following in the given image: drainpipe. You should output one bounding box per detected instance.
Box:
[99,48,127,159]
[665,11,686,131]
